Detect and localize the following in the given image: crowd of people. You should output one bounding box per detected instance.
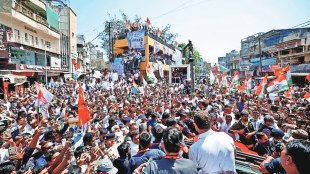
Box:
[0,69,309,174]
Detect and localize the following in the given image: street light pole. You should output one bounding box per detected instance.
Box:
[44,44,48,85]
[258,37,262,76]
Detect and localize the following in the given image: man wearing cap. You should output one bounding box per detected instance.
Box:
[257,115,279,137]
[96,158,118,174]
[104,133,120,161]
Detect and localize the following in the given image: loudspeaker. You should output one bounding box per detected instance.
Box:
[23,81,29,88]
[8,83,15,92]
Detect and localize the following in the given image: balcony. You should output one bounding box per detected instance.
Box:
[15,2,48,26]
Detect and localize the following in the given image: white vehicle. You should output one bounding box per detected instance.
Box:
[169,64,192,83]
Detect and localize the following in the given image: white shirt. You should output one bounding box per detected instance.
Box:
[189,129,236,174]
[129,141,139,157]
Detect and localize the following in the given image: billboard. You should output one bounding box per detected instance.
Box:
[127,30,145,50]
[110,58,124,76]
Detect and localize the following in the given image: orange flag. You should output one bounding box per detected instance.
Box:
[78,87,91,127]
[238,81,246,93]
[285,90,292,98]
[306,74,310,82]
[146,17,151,27]
[304,92,310,101]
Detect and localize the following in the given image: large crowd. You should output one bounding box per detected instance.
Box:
[0,69,309,174]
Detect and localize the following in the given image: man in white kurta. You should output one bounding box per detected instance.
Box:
[189,111,236,174]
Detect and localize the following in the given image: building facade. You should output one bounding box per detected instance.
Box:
[240,28,310,84]
[0,0,67,83]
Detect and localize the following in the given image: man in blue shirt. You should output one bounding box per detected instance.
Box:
[128,132,165,174]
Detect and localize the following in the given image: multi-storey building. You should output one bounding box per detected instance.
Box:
[241,28,310,84]
[0,0,66,83]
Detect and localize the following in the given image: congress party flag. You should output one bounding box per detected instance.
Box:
[78,87,91,127]
[267,74,289,94]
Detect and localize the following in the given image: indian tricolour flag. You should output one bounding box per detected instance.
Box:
[246,75,252,94]
[145,63,157,84]
[209,69,215,85]
[221,74,228,88]
[231,71,240,85]
[304,92,310,102]
[267,74,289,93]
[256,74,268,100]
[284,65,292,86]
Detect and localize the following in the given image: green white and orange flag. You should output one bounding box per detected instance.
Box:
[256,74,268,99]
[284,65,292,86]
[267,74,289,94]
[231,71,240,85]
[285,89,292,99]
[304,92,310,102]
[145,63,157,84]
[275,65,292,86]
[221,74,228,88]
[209,69,215,85]
[246,75,252,93]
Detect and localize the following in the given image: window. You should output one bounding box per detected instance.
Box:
[45,41,51,48]
[14,29,20,42]
[24,33,28,42]
[72,32,74,38]
[35,37,38,45]
[30,35,34,46]
[41,39,44,47]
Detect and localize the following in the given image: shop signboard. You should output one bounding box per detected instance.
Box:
[239,66,249,71]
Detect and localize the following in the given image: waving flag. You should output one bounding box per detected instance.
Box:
[214,63,219,76]
[284,65,292,86]
[306,74,310,82]
[221,74,228,88]
[219,64,229,72]
[35,82,54,104]
[304,92,310,102]
[209,69,215,85]
[285,90,292,99]
[78,87,91,127]
[231,71,240,85]
[246,75,252,92]
[238,80,246,94]
[126,20,131,31]
[157,28,162,37]
[145,63,157,84]
[267,74,289,93]
[255,74,268,99]
[146,17,151,29]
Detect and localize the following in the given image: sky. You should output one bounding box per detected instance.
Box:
[70,0,310,64]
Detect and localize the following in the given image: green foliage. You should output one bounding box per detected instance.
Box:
[100,12,178,57]
[177,43,203,74]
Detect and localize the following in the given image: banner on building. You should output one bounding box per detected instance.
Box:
[127,30,145,50]
[110,58,124,76]
[157,61,164,78]
[0,0,11,13]
[154,41,160,54]
[46,5,59,30]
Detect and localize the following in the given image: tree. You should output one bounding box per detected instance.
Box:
[100,11,178,58]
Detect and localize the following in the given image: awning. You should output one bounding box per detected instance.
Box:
[291,73,309,76]
[255,76,276,80]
